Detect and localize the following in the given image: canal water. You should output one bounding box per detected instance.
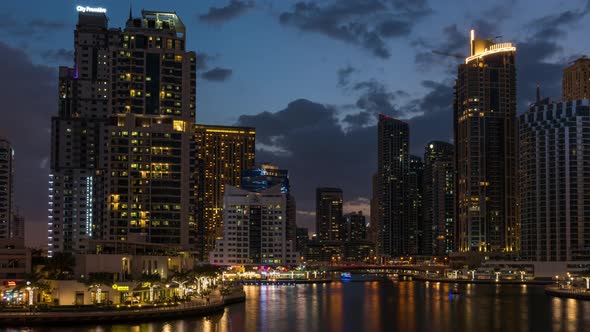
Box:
[4,280,590,331]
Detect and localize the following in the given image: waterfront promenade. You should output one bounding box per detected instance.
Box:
[0,288,245,326]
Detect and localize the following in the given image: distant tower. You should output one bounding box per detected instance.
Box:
[377,115,410,258]
[0,136,14,239]
[423,141,454,256]
[195,125,256,260]
[563,57,590,100]
[315,188,344,242]
[454,30,518,253]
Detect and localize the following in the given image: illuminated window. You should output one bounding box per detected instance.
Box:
[173,120,185,132]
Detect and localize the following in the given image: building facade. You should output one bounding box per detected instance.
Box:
[519,99,590,261]
[209,185,299,266]
[241,163,296,245]
[344,211,366,242]
[377,115,410,258]
[195,125,255,261]
[50,10,197,255]
[563,57,590,101]
[315,188,344,242]
[0,137,14,239]
[423,141,455,256]
[454,30,518,253]
[408,155,423,255]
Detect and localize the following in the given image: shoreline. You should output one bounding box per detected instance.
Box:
[241,278,333,285]
[0,291,245,327]
[545,287,590,300]
[408,275,553,285]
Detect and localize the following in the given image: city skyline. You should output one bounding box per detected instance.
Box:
[1,1,590,245]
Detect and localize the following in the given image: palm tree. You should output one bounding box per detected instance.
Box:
[82,272,115,305]
[15,273,51,306]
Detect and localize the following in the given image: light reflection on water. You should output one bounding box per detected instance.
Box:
[3,281,590,332]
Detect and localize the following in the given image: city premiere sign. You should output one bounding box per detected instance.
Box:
[76,6,107,13]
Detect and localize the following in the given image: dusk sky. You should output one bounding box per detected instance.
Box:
[1,0,588,245]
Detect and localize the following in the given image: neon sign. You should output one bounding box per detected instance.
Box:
[76,6,107,13]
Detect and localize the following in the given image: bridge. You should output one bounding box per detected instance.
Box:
[307,264,449,274]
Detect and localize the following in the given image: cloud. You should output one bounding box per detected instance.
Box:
[343,197,371,215]
[0,15,66,37]
[195,52,218,71]
[40,48,74,63]
[199,0,255,23]
[352,80,400,117]
[337,65,357,87]
[0,42,56,246]
[279,0,431,58]
[235,84,452,231]
[202,67,233,81]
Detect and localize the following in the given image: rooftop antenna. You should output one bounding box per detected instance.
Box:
[536,83,541,103]
[128,0,133,20]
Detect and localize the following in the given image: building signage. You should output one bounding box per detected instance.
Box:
[76,6,107,13]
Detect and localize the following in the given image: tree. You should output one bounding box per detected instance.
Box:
[41,252,75,280]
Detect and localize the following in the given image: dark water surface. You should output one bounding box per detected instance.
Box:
[3,281,590,332]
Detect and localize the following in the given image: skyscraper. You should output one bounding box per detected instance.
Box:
[563,57,590,101]
[408,155,423,255]
[519,99,590,261]
[0,136,14,239]
[209,185,299,265]
[344,211,367,242]
[195,125,255,260]
[315,188,344,242]
[454,30,518,253]
[377,114,410,258]
[50,9,197,255]
[241,163,296,245]
[423,141,455,256]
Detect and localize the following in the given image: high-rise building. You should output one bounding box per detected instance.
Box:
[50,9,197,255]
[519,99,590,261]
[454,30,518,253]
[295,227,308,257]
[0,136,14,239]
[423,141,455,256]
[344,211,367,242]
[563,57,590,101]
[195,125,255,260]
[241,163,296,245]
[377,115,410,258]
[368,173,379,244]
[315,188,344,242]
[408,155,423,255]
[208,185,299,265]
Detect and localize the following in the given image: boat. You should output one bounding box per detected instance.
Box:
[450,286,460,295]
[340,272,352,281]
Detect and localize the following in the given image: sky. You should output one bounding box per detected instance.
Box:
[0,0,589,246]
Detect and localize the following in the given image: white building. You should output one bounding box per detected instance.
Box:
[209,185,299,266]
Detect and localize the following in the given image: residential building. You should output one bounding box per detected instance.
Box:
[295,227,308,257]
[423,141,455,256]
[0,137,13,239]
[50,10,198,255]
[195,125,255,260]
[454,30,518,253]
[377,114,410,257]
[209,185,299,266]
[241,163,296,245]
[563,57,590,101]
[344,211,366,242]
[519,99,590,261]
[315,188,344,242]
[408,155,423,254]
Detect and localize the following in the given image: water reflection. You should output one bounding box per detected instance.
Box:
[5,281,590,332]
